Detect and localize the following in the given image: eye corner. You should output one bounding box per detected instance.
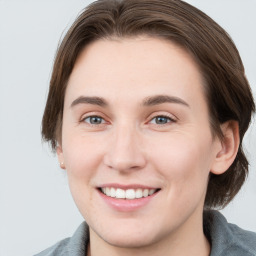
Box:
[79,113,110,128]
[148,114,177,126]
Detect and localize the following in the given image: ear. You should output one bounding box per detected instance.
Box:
[211,121,240,175]
[56,145,66,170]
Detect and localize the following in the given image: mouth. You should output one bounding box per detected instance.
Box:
[98,187,161,200]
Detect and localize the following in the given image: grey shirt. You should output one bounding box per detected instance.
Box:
[35,210,256,256]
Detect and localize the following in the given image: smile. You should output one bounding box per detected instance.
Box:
[100,187,159,199]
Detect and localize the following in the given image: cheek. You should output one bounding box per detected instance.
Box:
[61,134,105,216]
[62,133,104,177]
[150,134,214,223]
[149,132,213,188]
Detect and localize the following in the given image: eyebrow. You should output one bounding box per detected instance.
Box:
[142,95,190,107]
[70,95,190,108]
[71,96,107,107]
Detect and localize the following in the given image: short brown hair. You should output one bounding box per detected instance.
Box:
[42,0,255,209]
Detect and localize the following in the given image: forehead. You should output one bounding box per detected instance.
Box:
[65,36,206,109]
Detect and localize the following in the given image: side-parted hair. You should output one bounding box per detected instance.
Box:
[41,0,255,209]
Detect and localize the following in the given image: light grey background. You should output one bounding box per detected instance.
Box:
[0,1,255,255]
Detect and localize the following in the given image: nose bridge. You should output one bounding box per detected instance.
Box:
[104,122,146,172]
[116,122,135,148]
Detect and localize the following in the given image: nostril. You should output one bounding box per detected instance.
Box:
[103,141,146,172]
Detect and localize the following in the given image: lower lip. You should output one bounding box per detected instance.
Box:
[97,189,159,212]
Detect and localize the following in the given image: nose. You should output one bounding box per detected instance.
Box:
[103,124,146,172]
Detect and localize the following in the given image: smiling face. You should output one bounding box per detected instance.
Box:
[57,37,223,251]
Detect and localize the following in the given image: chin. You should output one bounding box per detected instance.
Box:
[90,219,160,249]
[100,231,157,249]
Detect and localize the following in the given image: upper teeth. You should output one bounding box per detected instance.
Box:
[101,187,157,199]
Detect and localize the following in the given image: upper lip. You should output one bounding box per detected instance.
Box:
[98,183,160,190]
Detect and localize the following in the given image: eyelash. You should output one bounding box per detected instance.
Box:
[149,114,176,126]
[81,116,107,127]
[80,114,176,127]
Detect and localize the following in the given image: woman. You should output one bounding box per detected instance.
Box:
[37,0,256,255]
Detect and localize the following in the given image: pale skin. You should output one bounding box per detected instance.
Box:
[57,36,239,256]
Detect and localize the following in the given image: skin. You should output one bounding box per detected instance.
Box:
[57,36,239,256]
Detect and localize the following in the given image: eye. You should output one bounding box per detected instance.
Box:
[149,115,175,125]
[83,116,106,125]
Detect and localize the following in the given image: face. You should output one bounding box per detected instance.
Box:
[58,37,222,248]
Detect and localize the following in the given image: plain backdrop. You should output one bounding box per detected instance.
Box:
[0,1,255,255]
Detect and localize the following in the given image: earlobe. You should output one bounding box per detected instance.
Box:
[57,145,66,169]
[211,121,240,175]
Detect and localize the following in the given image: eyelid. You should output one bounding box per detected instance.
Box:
[80,112,109,125]
[79,111,177,127]
[84,116,106,124]
[149,116,176,127]
[147,112,177,123]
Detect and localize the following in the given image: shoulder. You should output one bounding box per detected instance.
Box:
[204,210,256,256]
[34,238,70,256]
[34,222,89,256]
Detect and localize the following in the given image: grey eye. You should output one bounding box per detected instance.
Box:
[151,116,174,124]
[84,116,104,124]
[152,116,171,124]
